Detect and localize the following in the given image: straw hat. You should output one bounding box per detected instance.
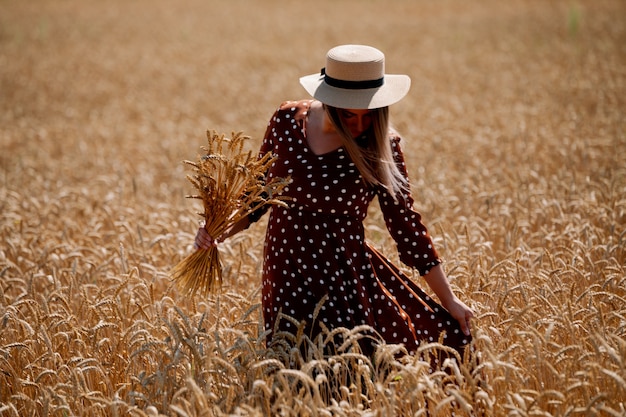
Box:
[299,44,411,110]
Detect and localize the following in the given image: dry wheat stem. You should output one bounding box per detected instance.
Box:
[170,130,289,297]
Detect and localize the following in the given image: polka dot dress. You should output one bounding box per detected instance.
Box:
[254,100,470,357]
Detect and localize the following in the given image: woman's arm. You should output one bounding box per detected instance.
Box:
[423,264,474,336]
[194,216,251,250]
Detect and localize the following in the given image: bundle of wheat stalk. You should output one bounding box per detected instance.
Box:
[171,130,289,296]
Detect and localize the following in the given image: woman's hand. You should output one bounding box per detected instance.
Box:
[193,216,253,250]
[441,295,474,337]
[193,227,218,250]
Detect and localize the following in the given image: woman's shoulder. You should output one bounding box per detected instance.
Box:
[265,100,311,136]
[266,100,311,134]
[275,99,313,118]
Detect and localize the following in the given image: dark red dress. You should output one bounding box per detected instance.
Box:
[254,100,470,359]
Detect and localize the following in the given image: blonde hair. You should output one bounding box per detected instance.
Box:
[324,105,407,199]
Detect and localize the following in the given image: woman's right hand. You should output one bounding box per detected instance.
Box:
[193,216,252,250]
[194,227,217,250]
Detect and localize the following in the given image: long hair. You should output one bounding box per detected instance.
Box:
[324,105,407,199]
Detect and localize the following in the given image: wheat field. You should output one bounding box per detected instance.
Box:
[1,0,625,416]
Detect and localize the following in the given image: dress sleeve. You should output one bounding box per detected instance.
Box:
[246,107,280,225]
[376,136,441,276]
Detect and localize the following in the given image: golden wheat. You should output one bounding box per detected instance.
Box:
[1,0,625,416]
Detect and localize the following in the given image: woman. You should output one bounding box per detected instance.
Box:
[195,45,473,362]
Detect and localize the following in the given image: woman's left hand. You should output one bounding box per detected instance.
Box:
[442,296,474,337]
